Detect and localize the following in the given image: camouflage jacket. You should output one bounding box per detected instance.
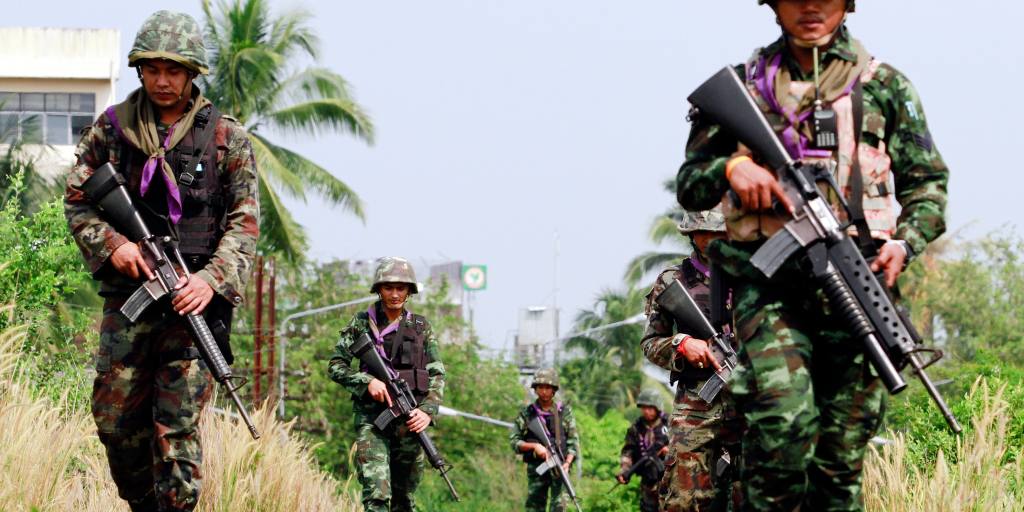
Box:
[64,90,259,306]
[619,413,670,472]
[510,399,580,461]
[641,257,718,382]
[327,304,446,418]
[677,29,948,257]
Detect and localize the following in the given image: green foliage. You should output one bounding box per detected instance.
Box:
[562,287,646,416]
[201,0,374,263]
[0,168,94,410]
[883,350,1024,470]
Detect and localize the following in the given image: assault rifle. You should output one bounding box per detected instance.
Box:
[686,67,962,433]
[656,279,738,404]
[526,416,583,512]
[81,162,260,439]
[618,443,667,485]
[350,334,460,502]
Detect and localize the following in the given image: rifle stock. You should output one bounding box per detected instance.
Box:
[656,279,738,404]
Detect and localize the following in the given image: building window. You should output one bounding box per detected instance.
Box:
[0,92,96,145]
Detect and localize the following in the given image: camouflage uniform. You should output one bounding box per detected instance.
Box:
[327,260,445,512]
[619,391,671,512]
[63,11,258,512]
[642,252,742,512]
[676,19,948,512]
[510,370,581,512]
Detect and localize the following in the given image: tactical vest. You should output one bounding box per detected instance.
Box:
[722,57,897,243]
[359,309,432,396]
[629,414,670,482]
[661,258,715,384]
[115,105,227,263]
[522,402,569,463]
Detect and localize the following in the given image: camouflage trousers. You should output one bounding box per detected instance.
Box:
[525,461,571,512]
[638,478,659,512]
[92,298,213,512]
[729,281,885,512]
[658,383,742,512]
[354,419,425,512]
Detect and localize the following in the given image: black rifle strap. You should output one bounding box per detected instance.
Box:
[847,80,878,257]
[709,263,729,329]
[180,105,221,181]
[551,406,565,457]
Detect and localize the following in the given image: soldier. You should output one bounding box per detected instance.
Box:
[510,368,581,512]
[328,257,446,512]
[641,208,741,511]
[617,389,671,512]
[63,10,258,512]
[676,1,949,510]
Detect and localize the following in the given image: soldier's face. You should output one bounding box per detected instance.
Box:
[641,406,659,421]
[774,0,846,43]
[691,231,726,257]
[140,60,193,110]
[534,384,556,403]
[379,283,410,311]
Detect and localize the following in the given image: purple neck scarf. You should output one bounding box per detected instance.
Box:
[750,52,858,161]
[366,304,410,378]
[104,105,184,224]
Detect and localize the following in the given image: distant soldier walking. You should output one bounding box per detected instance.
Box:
[64,10,258,511]
[328,257,447,512]
[510,368,581,512]
[617,389,670,512]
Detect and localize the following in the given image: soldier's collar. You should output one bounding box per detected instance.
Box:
[763,25,857,78]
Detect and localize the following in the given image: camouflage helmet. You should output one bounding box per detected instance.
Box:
[758,0,856,12]
[677,205,726,235]
[636,389,664,411]
[531,368,560,390]
[370,257,419,294]
[128,10,210,74]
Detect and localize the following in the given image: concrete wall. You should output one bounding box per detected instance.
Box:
[0,28,119,182]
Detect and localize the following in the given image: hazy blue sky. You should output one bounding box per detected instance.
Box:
[11,1,1022,352]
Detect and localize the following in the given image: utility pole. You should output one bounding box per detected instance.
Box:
[267,258,276,403]
[253,255,264,403]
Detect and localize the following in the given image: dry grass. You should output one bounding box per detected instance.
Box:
[865,380,1024,512]
[0,317,359,512]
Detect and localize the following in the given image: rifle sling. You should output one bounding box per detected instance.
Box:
[847,80,877,258]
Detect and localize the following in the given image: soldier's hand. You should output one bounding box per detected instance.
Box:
[533,443,549,460]
[728,158,795,214]
[171,275,215,316]
[870,240,908,288]
[658,445,669,458]
[407,408,431,433]
[110,242,154,281]
[561,461,571,474]
[367,378,393,407]
[616,474,627,484]
[678,335,722,371]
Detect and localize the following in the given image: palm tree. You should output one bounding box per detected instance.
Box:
[625,179,691,285]
[201,0,374,262]
[562,287,647,414]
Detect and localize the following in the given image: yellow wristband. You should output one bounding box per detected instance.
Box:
[725,155,752,181]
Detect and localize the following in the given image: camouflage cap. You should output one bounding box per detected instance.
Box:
[371,256,419,294]
[531,368,560,390]
[758,0,856,12]
[677,205,726,235]
[636,389,664,411]
[128,10,209,74]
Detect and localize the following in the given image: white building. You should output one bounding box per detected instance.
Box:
[0,27,120,181]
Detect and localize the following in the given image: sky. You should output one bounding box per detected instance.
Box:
[9,1,1023,354]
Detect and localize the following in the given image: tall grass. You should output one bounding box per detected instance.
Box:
[865,379,1024,512]
[0,315,359,511]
